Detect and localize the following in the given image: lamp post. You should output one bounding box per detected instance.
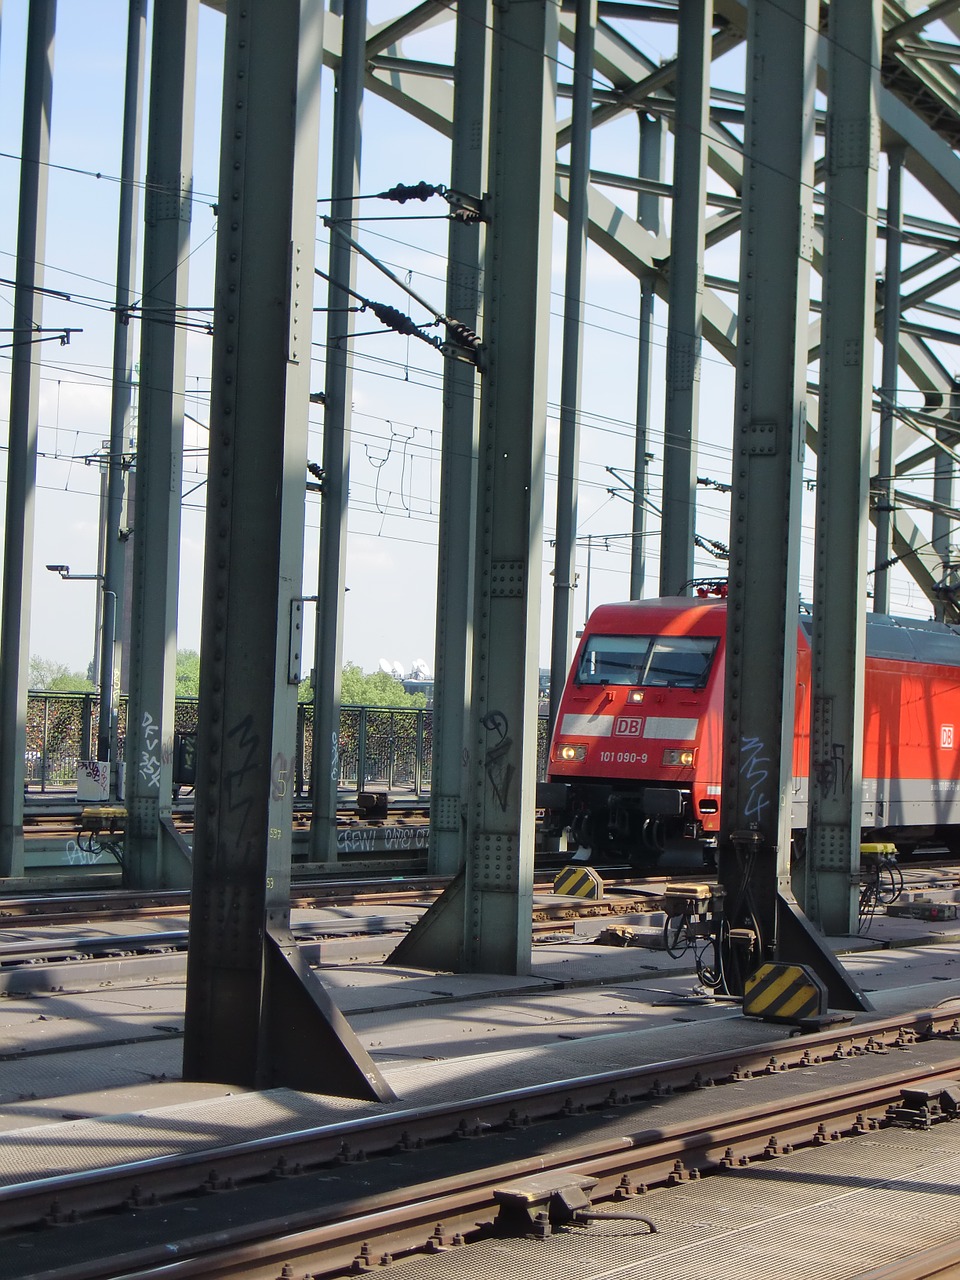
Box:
[46,565,118,795]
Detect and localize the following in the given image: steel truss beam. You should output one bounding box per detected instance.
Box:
[125,0,197,891]
[806,0,883,937]
[392,0,558,975]
[428,0,490,874]
[183,0,391,1099]
[354,3,960,617]
[719,0,870,1013]
[0,0,56,878]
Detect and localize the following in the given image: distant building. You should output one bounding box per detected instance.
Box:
[401,678,434,707]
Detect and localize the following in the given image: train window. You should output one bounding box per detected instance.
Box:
[577,635,718,688]
[641,636,718,688]
[577,635,651,684]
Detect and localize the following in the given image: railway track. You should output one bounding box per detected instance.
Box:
[1,851,955,936]
[0,915,658,982]
[0,877,453,928]
[1,1009,958,1280]
[22,804,431,840]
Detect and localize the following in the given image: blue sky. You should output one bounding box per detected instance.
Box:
[0,2,947,684]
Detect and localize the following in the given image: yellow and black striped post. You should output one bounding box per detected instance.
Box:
[553,865,604,900]
[743,962,827,1024]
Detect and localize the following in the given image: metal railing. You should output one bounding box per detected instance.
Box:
[24,694,551,797]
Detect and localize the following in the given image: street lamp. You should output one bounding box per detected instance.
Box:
[46,564,118,792]
[46,564,100,581]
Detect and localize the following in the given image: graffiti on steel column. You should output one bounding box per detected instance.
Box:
[740,735,771,825]
[480,710,514,812]
[65,838,102,866]
[271,751,290,802]
[140,710,162,789]
[814,742,850,799]
[226,715,260,844]
[331,732,339,783]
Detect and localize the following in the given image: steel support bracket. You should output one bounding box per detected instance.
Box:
[262,926,395,1101]
[387,867,466,970]
[158,813,192,889]
[776,891,874,1013]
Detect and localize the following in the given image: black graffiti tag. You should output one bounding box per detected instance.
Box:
[481,710,514,812]
[814,741,851,799]
[226,715,260,844]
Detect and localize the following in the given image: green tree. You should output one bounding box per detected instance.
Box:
[338,662,426,708]
[28,655,94,692]
[176,649,201,698]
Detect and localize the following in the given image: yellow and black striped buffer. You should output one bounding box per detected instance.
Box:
[553,865,604,900]
[742,962,827,1023]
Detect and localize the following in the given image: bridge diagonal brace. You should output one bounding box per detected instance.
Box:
[387,867,466,971]
[263,927,396,1101]
[158,813,192,888]
[777,892,874,1013]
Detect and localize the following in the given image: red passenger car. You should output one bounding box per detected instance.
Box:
[541,597,960,867]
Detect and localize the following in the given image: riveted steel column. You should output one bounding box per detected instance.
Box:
[124,1,197,889]
[183,0,389,1099]
[632,113,663,600]
[310,0,366,863]
[429,0,490,875]
[874,146,903,614]
[461,0,558,973]
[659,0,709,598]
[549,0,595,733]
[98,0,146,784]
[806,0,881,936]
[397,0,558,971]
[0,0,56,877]
[721,0,870,1011]
[720,0,819,958]
[932,381,958,615]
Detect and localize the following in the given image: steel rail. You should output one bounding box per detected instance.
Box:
[0,877,450,926]
[0,874,666,935]
[1,1008,958,1234]
[8,1025,960,1280]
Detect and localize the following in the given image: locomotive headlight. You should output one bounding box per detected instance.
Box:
[662,748,696,767]
[556,743,587,762]
[627,689,644,704]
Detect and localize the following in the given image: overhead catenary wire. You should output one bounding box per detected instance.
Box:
[319,219,481,363]
[0,13,957,629]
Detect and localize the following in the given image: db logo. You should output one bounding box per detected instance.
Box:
[614,716,643,737]
[942,725,954,749]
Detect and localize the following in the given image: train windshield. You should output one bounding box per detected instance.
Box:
[576,634,719,689]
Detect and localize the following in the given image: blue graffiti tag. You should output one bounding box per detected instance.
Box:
[740,735,771,824]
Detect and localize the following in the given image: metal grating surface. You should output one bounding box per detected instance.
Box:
[0,1039,185,1126]
[2,1014,958,1191]
[0,1088,376,1185]
[374,1126,960,1280]
[379,1000,803,1098]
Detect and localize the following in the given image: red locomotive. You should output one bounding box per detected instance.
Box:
[540,596,960,867]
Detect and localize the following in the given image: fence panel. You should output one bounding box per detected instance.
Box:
[25,694,545,797]
[25,693,95,792]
